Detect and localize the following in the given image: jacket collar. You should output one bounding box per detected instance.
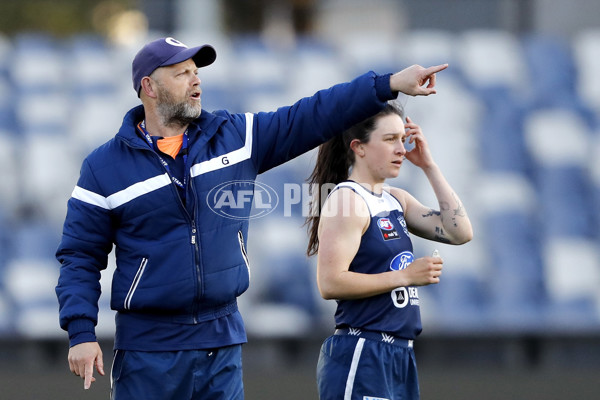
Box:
[116,104,228,148]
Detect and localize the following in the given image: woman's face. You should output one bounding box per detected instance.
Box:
[359,113,407,181]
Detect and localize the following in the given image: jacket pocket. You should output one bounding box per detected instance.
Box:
[237,230,250,279]
[124,257,148,310]
[111,349,125,385]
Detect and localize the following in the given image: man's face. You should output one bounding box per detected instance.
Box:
[153,58,202,127]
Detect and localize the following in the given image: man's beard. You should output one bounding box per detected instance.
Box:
[156,85,202,128]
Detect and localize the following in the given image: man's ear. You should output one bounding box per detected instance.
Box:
[349,139,364,157]
[140,77,158,99]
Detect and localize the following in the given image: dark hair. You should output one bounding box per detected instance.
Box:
[305,102,404,256]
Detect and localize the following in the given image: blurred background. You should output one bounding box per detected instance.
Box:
[0,0,599,399]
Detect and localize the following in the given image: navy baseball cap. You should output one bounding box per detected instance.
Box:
[132,37,216,96]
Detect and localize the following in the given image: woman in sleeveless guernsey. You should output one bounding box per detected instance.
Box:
[305,101,473,400]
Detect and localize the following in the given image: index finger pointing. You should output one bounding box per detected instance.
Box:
[84,362,94,390]
[425,64,448,75]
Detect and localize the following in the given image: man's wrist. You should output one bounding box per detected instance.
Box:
[374,73,397,101]
[69,331,98,347]
[67,318,97,347]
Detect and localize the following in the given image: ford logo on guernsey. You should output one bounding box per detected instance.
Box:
[207,180,279,220]
[390,251,414,271]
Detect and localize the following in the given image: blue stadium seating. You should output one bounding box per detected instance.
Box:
[534,164,595,237]
[522,34,579,109]
[476,87,532,176]
[484,210,547,326]
[1,30,599,338]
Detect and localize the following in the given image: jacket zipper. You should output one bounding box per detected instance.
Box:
[191,219,201,324]
[121,137,202,323]
[124,257,148,310]
[237,230,251,279]
[156,148,203,324]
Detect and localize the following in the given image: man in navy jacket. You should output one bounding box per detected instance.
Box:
[55,36,446,398]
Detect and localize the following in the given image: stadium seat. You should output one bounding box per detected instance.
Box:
[456,29,527,93]
[0,90,17,133]
[286,36,351,102]
[521,34,579,109]
[334,31,400,75]
[242,215,319,337]
[0,208,12,270]
[591,132,600,239]
[5,258,63,338]
[314,0,404,73]
[401,29,457,71]
[0,35,15,133]
[425,272,488,332]
[262,252,318,316]
[15,92,70,134]
[0,132,20,215]
[230,36,287,94]
[476,88,531,175]
[66,34,119,96]
[68,93,125,153]
[20,133,81,226]
[542,237,600,328]
[474,172,547,328]
[573,29,600,116]
[11,221,62,261]
[416,235,488,332]
[524,108,595,237]
[241,302,314,338]
[10,32,65,95]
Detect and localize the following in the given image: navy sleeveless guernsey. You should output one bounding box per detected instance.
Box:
[332,181,422,340]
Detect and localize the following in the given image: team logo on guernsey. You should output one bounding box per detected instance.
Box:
[377,218,399,241]
[397,215,409,236]
[389,251,414,271]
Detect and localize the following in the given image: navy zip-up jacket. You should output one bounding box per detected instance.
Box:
[56,71,396,350]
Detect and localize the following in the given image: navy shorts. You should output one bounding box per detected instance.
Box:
[317,330,419,400]
[111,345,243,400]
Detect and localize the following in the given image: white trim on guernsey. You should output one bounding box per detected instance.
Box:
[336,181,404,216]
[344,337,365,400]
[190,112,254,177]
[71,113,255,209]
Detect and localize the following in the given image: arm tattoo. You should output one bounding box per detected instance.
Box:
[451,193,466,227]
[422,209,440,218]
[423,193,467,237]
[438,194,467,228]
[434,235,452,244]
[434,226,451,243]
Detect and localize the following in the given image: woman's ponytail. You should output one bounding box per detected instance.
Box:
[305,135,352,256]
[304,102,404,257]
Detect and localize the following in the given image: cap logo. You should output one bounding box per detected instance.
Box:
[165,37,188,48]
